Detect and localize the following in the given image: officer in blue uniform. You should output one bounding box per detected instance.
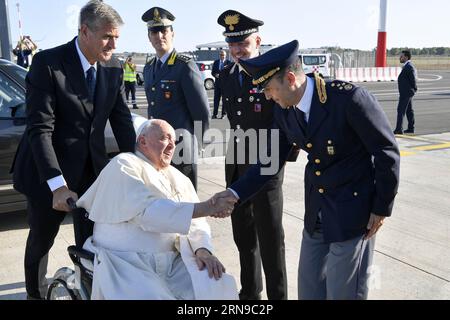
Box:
[216,10,299,300]
[221,40,400,299]
[142,7,210,189]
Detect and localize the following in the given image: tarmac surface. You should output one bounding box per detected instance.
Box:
[1,71,449,300]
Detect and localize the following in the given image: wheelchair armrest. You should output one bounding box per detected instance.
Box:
[67,245,95,263]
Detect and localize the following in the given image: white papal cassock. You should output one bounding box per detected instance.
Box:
[77,151,238,300]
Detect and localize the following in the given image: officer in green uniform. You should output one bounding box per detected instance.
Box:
[142,7,210,189]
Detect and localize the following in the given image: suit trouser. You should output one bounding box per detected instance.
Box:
[212,85,225,117]
[231,169,287,300]
[24,169,95,298]
[124,81,137,108]
[173,162,197,191]
[395,95,415,131]
[297,220,375,300]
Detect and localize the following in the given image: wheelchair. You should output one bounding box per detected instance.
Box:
[46,198,95,300]
[46,245,94,300]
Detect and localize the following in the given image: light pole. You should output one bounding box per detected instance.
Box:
[0,0,13,60]
[375,0,387,67]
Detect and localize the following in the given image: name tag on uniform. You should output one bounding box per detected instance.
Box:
[327,146,335,155]
[254,104,262,112]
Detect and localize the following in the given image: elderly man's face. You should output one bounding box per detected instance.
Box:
[228,34,260,63]
[139,122,176,170]
[79,23,119,64]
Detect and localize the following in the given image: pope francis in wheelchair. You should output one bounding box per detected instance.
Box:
[71,119,237,300]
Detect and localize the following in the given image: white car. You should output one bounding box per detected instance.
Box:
[195,61,215,90]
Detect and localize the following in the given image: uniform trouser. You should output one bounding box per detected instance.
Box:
[124,81,137,108]
[230,171,287,300]
[212,85,225,117]
[297,219,375,300]
[395,95,415,131]
[24,169,95,298]
[172,162,197,191]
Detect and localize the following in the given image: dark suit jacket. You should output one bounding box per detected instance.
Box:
[212,59,232,79]
[398,61,417,97]
[12,38,136,197]
[231,74,400,243]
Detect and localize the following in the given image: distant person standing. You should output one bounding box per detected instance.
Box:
[124,56,138,109]
[211,50,231,119]
[142,7,210,190]
[13,36,37,69]
[394,50,417,134]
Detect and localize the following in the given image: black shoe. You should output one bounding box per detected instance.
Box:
[220,114,226,119]
[132,106,139,109]
[212,115,218,119]
[239,292,262,300]
[26,294,44,300]
[404,129,414,134]
[393,130,403,135]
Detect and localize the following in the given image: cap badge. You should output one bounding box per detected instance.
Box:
[153,8,161,23]
[224,14,240,31]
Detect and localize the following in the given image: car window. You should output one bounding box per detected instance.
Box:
[0,72,26,118]
[6,65,28,80]
[302,55,327,66]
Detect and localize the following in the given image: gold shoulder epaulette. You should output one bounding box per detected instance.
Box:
[314,72,327,104]
[145,57,156,66]
[172,53,191,65]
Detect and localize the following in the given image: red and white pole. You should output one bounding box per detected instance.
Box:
[375,0,387,67]
[16,2,22,40]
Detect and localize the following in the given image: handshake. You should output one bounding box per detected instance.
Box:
[193,190,238,219]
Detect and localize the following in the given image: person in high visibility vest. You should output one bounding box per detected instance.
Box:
[124,56,138,109]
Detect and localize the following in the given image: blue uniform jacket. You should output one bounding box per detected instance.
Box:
[143,51,210,163]
[231,74,400,243]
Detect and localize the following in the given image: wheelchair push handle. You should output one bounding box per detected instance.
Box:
[67,197,77,211]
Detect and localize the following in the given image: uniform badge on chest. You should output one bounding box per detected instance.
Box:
[254,104,262,112]
[327,140,335,155]
[164,91,172,99]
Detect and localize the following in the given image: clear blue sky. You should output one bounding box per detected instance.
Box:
[6,0,450,53]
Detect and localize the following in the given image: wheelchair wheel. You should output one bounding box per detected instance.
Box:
[46,267,80,300]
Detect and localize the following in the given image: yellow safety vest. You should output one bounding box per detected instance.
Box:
[124,63,136,83]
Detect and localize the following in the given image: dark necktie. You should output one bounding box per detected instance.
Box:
[294,108,308,132]
[238,70,244,87]
[154,59,162,77]
[86,66,96,102]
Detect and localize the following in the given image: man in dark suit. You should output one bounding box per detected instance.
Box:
[11,0,136,299]
[142,7,210,190]
[214,40,400,299]
[394,50,417,134]
[211,50,231,119]
[215,10,299,300]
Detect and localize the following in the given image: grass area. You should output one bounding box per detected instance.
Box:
[387,56,450,70]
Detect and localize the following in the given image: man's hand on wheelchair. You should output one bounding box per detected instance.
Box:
[52,186,78,212]
[195,248,225,280]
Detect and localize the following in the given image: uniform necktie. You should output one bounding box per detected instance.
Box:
[154,59,162,77]
[295,107,308,132]
[238,70,244,87]
[219,60,223,71]
[86,66,96,102]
